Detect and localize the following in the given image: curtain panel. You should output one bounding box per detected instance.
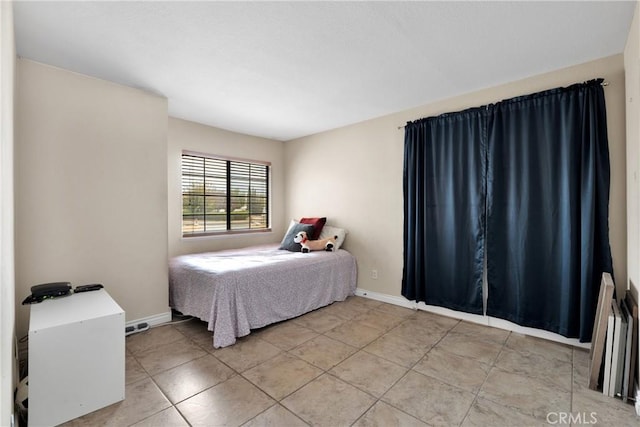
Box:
[402,108,487,315]
[402,79,613,342]
[486,80,613,342]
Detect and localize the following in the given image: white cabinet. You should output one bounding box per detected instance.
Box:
[28,289,125,426]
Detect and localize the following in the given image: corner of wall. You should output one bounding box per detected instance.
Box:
[625,0,640,302]
[623,0,640,391]
[0,1,17,425]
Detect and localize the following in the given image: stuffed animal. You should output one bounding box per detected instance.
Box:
[294,231,338,253]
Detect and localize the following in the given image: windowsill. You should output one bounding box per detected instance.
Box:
[181,228,273,240]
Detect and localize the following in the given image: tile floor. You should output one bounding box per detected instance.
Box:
[62,296,638,426]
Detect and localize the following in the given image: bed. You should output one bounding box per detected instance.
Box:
[169,243,357,348]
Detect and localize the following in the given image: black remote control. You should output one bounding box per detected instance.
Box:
[74,284,103,293]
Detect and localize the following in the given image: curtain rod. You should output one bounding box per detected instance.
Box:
[397,80,610,130]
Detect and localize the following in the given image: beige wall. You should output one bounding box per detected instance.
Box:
[0,2,16,424]
[285,54,628,302]
[15,59,170,338]
[624,0,640,388]
[168,117,285,258]
[625,1,640,303]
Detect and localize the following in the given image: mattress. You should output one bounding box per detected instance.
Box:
[169,243,357,347]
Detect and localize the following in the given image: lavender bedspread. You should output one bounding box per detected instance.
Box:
[169,244,357,348]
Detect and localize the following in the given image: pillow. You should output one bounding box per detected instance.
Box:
[299,217,326,240]
[283,219,297,235]
[279,222,316,252]
[319,225,347,250]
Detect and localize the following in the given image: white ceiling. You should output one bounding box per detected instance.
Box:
[13,1,636,141]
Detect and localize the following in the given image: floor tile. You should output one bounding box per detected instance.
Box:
[289,334,358,370]
[63,298,640,425]
[242,353,323,400]
[372,303,416,319]
[172,318,207,338]
[320,300,369,320]
[435,331,502,365]
[505,333,572,364]
[242,404,308,427]
[126,326,186,355]
[282,374,376,426]
[126,353,149,384]
[292,309,346,333]
[343,296,384,311]
[325,321,384,348]
[130,406,189,427]
[402,311,460,334]
[573,347,591,367]
[63,377,171,426]
[363,332,430,368]
[255,321,319,350]
[478,368,571,421]
[382,370,476,426]
[573,348,591,389]
[353,401,427,427]
[386,321,447,347]
[352,309,405,331]
[174,319,215,348]
[450,320,510,344]
[134,336,207,375]
[177,375,275,426]
[572,384,639,426]
[413,347,491,393]
[211,336,281,372]
[494,346,571,392]
[461,397,547,427]
[329,351,407,397]
[153,354,235,403]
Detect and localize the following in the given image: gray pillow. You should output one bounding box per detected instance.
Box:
[279,223,315,252]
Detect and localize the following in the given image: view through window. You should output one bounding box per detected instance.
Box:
[181,152,270,236]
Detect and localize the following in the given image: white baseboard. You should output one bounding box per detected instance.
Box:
[126,311,172,329]
[356,288,414,309]
[355,288,590,350]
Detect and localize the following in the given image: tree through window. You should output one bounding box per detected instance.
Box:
[181,152,270,236]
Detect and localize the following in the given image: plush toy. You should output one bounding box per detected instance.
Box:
[294,231,338,253]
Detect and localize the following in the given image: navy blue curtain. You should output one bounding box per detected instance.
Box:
[403,79,612,342]
[486,80,613,342]
[402,108,487,314]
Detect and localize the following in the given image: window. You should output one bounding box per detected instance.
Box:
[181,151,270,236]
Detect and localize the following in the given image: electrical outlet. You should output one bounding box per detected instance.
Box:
[371,269,378,279]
